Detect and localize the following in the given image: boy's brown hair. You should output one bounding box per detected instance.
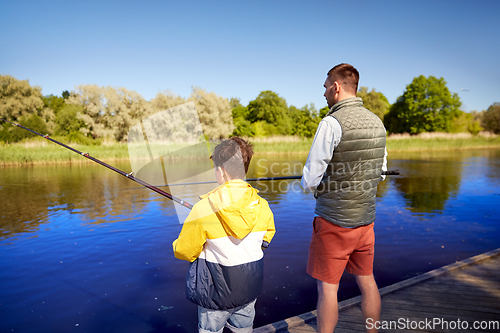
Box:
[210,137,254,179]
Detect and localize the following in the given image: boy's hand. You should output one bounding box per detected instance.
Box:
[261,241,270,250]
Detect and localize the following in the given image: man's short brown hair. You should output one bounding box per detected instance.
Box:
[210,137,254,179]
[327,63,359,95]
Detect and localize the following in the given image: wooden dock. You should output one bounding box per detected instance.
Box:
[254,248,500,333]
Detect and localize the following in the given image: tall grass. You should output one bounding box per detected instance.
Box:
[386,132,500,151]
[0,138,130,166]
[249,135,313,154]
[1,132,500,166]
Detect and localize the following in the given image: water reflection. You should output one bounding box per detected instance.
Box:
[486,151,500,185]
[0,163,156,240]
[387,149,500,214]
[391,159,461,213]
[2,150,499,238]
[1,150,500,332]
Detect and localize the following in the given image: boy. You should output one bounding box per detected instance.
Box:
[173,137,275,333]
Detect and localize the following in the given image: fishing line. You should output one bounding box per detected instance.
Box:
[123,172,400,190]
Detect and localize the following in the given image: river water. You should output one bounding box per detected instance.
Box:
[1,149,499,332]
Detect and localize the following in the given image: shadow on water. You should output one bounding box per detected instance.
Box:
[1,149,500,331]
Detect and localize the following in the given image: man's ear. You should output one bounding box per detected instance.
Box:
[334,81,340,93]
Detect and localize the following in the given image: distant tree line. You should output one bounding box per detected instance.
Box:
[0,75,234,143]
[1,74,499,144]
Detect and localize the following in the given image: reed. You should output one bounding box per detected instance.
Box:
[249,136,313,154]
[386,132,500,151]
[0,139,130,166]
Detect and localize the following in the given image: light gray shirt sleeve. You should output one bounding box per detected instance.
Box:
[381,147,388,181]
[301,117,342,192]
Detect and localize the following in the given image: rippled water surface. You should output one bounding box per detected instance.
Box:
[1,149,500,332]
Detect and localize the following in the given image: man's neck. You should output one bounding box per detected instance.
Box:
[337,92,357,103]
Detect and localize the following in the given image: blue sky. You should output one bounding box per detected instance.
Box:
[1,0,499,112]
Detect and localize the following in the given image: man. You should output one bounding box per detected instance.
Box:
[301,63,387,333]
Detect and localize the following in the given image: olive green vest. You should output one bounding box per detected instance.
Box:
[315,97,386,228]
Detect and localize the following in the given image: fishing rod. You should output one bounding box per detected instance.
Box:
[172,171,399,186]
[126,171,400,189]
[0,118,193,209]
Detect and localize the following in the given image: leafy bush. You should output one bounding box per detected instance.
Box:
[482,103,500,134]
[54,104,86,136]
[7,114,50,142]
[67,131,101,145]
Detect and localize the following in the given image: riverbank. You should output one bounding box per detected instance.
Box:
[1,132,500,166]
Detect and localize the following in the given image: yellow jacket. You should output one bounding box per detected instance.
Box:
[172,179,275,310]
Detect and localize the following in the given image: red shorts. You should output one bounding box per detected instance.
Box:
[307,216,375,284]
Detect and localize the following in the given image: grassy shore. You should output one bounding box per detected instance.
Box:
[386,132,500,152]
[252,133,500,153]
[1,133,500,166]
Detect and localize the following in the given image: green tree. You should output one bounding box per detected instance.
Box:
[42,94,66,115]
[150,90,186,112]
[357,87,390,120]
[289,104,319,137]
[319,106,329,118]
[450,110,483,135]
[384,75,461,134]
[247,90,291,135]
[230,98,254,137]
[0,75,56,142]
[188,87,235,139]
[67,85,150,141]
[481,103,500,134]
[11,114,49,141]
[54,104,86,136]
[0,75,44,121]
[150,89,234,140]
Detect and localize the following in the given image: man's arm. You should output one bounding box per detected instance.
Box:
[301,117,342,191]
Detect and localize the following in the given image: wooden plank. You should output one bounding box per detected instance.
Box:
[380,302,500,322]
[337,313,365,322]
[390,283,500,296]
[382,293,500,313]
[285,324,317,332]
[333,328,363,333]
[334,320,367,330]
[381,297,500,317]
[441,271,500,282]
[382,289,500,307]
[426,275,500,287]
[453,264,500,276]
[383,289,500,304]
[398,290,499,304]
